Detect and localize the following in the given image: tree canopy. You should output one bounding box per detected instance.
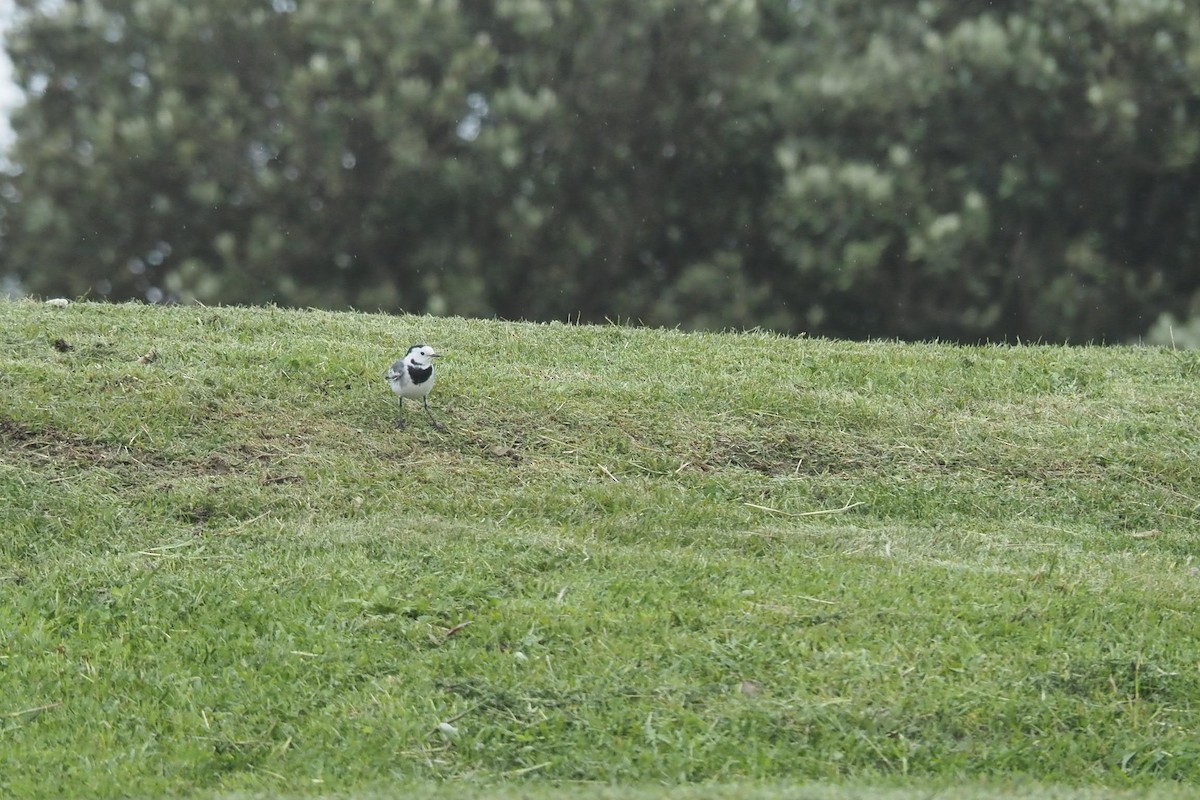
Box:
[4,0,1200,342]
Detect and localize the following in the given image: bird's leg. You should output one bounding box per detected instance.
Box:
[423,396,443,430]
[394,397,406,429]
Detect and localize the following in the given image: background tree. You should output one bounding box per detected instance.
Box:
[764,0,1200,341]
[3,0,1200,343]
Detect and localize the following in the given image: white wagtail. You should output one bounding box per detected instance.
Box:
[385,344,443,430]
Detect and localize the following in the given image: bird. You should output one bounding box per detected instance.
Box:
[385,344,443,430]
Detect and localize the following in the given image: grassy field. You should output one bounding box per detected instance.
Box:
[1,299,1198,799]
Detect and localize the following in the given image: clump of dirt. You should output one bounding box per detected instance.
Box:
[0,418,284,480]
[701,431,894,476]
[1,418,112,463]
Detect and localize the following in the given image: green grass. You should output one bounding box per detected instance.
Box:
[1,299,1198,799]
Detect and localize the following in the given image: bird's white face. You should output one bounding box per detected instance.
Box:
[406,345,439,367]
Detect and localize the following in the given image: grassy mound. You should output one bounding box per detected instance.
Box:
[2,300,1198,799]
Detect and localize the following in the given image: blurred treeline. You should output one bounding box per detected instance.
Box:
[3,0,1200,343]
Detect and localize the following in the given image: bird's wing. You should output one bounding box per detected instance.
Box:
[385,360,406,380]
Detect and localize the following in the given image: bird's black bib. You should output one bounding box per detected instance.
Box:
[407,363,433,385]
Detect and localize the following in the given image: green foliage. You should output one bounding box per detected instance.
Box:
[2,300,1200,798]
[766,0,1200,341]
[2,0,1200,341]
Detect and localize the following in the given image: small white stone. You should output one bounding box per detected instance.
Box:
[435,722,459,738]
[513,651,529,662]
[45,298,70,308]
